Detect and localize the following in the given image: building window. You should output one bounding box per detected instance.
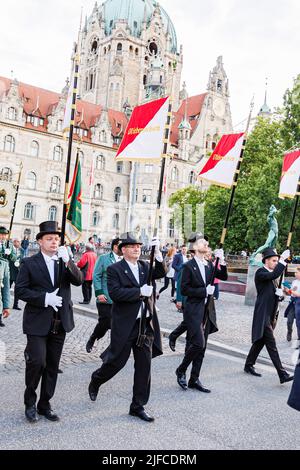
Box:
[53,145,63,162]
[94,184,103,200]
[26,172,37,190]
[48,206,57,221]
[206,134,211,149]
[116,162,123,174]
[30,140,39,157]
[96,155,105,170]
[212,134,219,150]
[92,211,100,227]
[57,120,63,132]
[78,150,84,163]
[217,79,223,93]
[114,187,121,203]
[135,188,138,202]
[189,171,196,185]
[113,213,119,229]
[24,203,34,220]
[7,107,17,120]
[100,130,107,143]
[168,219,175,238]
[145,164,153,174]
[0,167,12,182]
[142,189,152,204]
[171,167,179,182]
[135,48,139,56]
[117,43,122,54]
[50,176,61,193]
[4,135,15,153]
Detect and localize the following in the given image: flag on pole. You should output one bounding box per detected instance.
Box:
[116,97,170,162]
[279,150,300,199]
[198,133,245,188]
[0,177,18,219]
[66,155,82,243]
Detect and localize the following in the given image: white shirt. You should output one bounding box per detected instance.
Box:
[42,252,58,286]
[194,256,208,284]
[291,280,300,297]
[113,252,122,263]
[182,255,188,264]
[126,260,149,319]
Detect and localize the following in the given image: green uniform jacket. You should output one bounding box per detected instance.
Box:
[0,259,10,310]
[93,252,117,304]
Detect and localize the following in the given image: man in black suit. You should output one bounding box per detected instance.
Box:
[244,247,294,384]
[88,233,166,422]
[175,237,228,393]
[15,221,83,423]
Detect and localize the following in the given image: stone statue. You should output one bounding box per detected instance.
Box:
[250,205,278,266]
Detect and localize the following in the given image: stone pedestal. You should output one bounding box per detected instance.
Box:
[244,264,260,306]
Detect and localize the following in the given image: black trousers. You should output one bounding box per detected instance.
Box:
[82,280,93,303]
[24,329,66,409]
[177,320,210,382]
[245,324,286,378]
[159,277,176,297]
[170,320,187,341]
[90,303,112,340]
[91,320,154,411]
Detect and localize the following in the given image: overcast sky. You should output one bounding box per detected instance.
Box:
[0,0,299,128]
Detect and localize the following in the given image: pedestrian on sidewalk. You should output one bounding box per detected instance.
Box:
[77,243,97,304]
[0,226,16,326]
[88,233,166,422]
[85,238,122,353]
[9,239,25,310]
[283,267,300,343]
[244,247,294,384]
[157,246,176,301]
[15,221,83,423]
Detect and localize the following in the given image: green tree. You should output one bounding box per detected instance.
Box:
[281,74,300,149]
[169,186,206,241]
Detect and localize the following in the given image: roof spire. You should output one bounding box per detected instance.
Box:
[259,77,272,116]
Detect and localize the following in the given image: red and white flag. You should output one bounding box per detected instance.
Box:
[199,133,244,188]
[279,150,300,199]
[116,97,170,162]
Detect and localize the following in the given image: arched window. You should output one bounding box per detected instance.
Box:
[171,166,179,182]
[24,203,34,220]
[50,176,61,193]
[100,130,107,143]
[48,206,57,221]
[0,167,12,182]
[117,162,123,174]
[92,211,100,227]
[114,187,121,203]
[30,140,39,157]
[4,135,15,152]
[26,172,37,190]
[96,155,105,170]
[113,213,119,229]
[94,184,103,200]
[189,171,196,185]
[7,107,17,120]
[117,43,123,54]
[53,145,63,162]
[57,120,63,132]
[129,45,133,54]
[168,219,175,238]
[212,134,219,150]
[135,48,139,56]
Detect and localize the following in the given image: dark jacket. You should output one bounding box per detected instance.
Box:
[172,253,185,281]
[181,258,228,335]
[101,258,166,365]
[288,353,300,411]
[15,251,83,335]
[251,262,285,343]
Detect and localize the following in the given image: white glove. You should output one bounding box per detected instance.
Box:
[151,237,163,261]
[214,249,225,263]
[140,284,153,298]
[4,248,11,255]
[45,288,63,312]
[280,249,290,261]
[275,288,284,297]
[206,285,215,296]
[58,246,70,264]
[151,237,160,249]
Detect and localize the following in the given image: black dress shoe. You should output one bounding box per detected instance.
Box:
[88,382,99,401]
[175,368,187,390]
[13,306,22,311]
[25,405,38,423]
[86,336,96,353]
[169,336,176,352]
[280,373,294,384]
[244,365,262,377]
[58,369,63,374]
[79,301,90,305]
[129,409,154,422]
[188,379,211,393]
[38,408,59,422]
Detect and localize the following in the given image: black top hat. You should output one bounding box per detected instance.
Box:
[262,247,280,263]
[36,221,61,240]
[0,226,9,235]
[119,232,143,250]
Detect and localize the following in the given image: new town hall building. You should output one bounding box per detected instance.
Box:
[0,0,233,243]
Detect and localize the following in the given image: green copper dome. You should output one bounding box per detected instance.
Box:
[99,0,178,53]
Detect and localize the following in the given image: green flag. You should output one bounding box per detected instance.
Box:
[66,155,82,243]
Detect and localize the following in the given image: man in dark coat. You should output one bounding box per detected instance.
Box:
[175,237,228,393]
[15,221,83,423]
[288,353,300,411]
[244,247,293,384]
[88,233,166,422]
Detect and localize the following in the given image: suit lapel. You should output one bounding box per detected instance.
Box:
[122,259,140,287]
[191,258,205,285]
[138,262,147,286]
[36,252,54,288]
